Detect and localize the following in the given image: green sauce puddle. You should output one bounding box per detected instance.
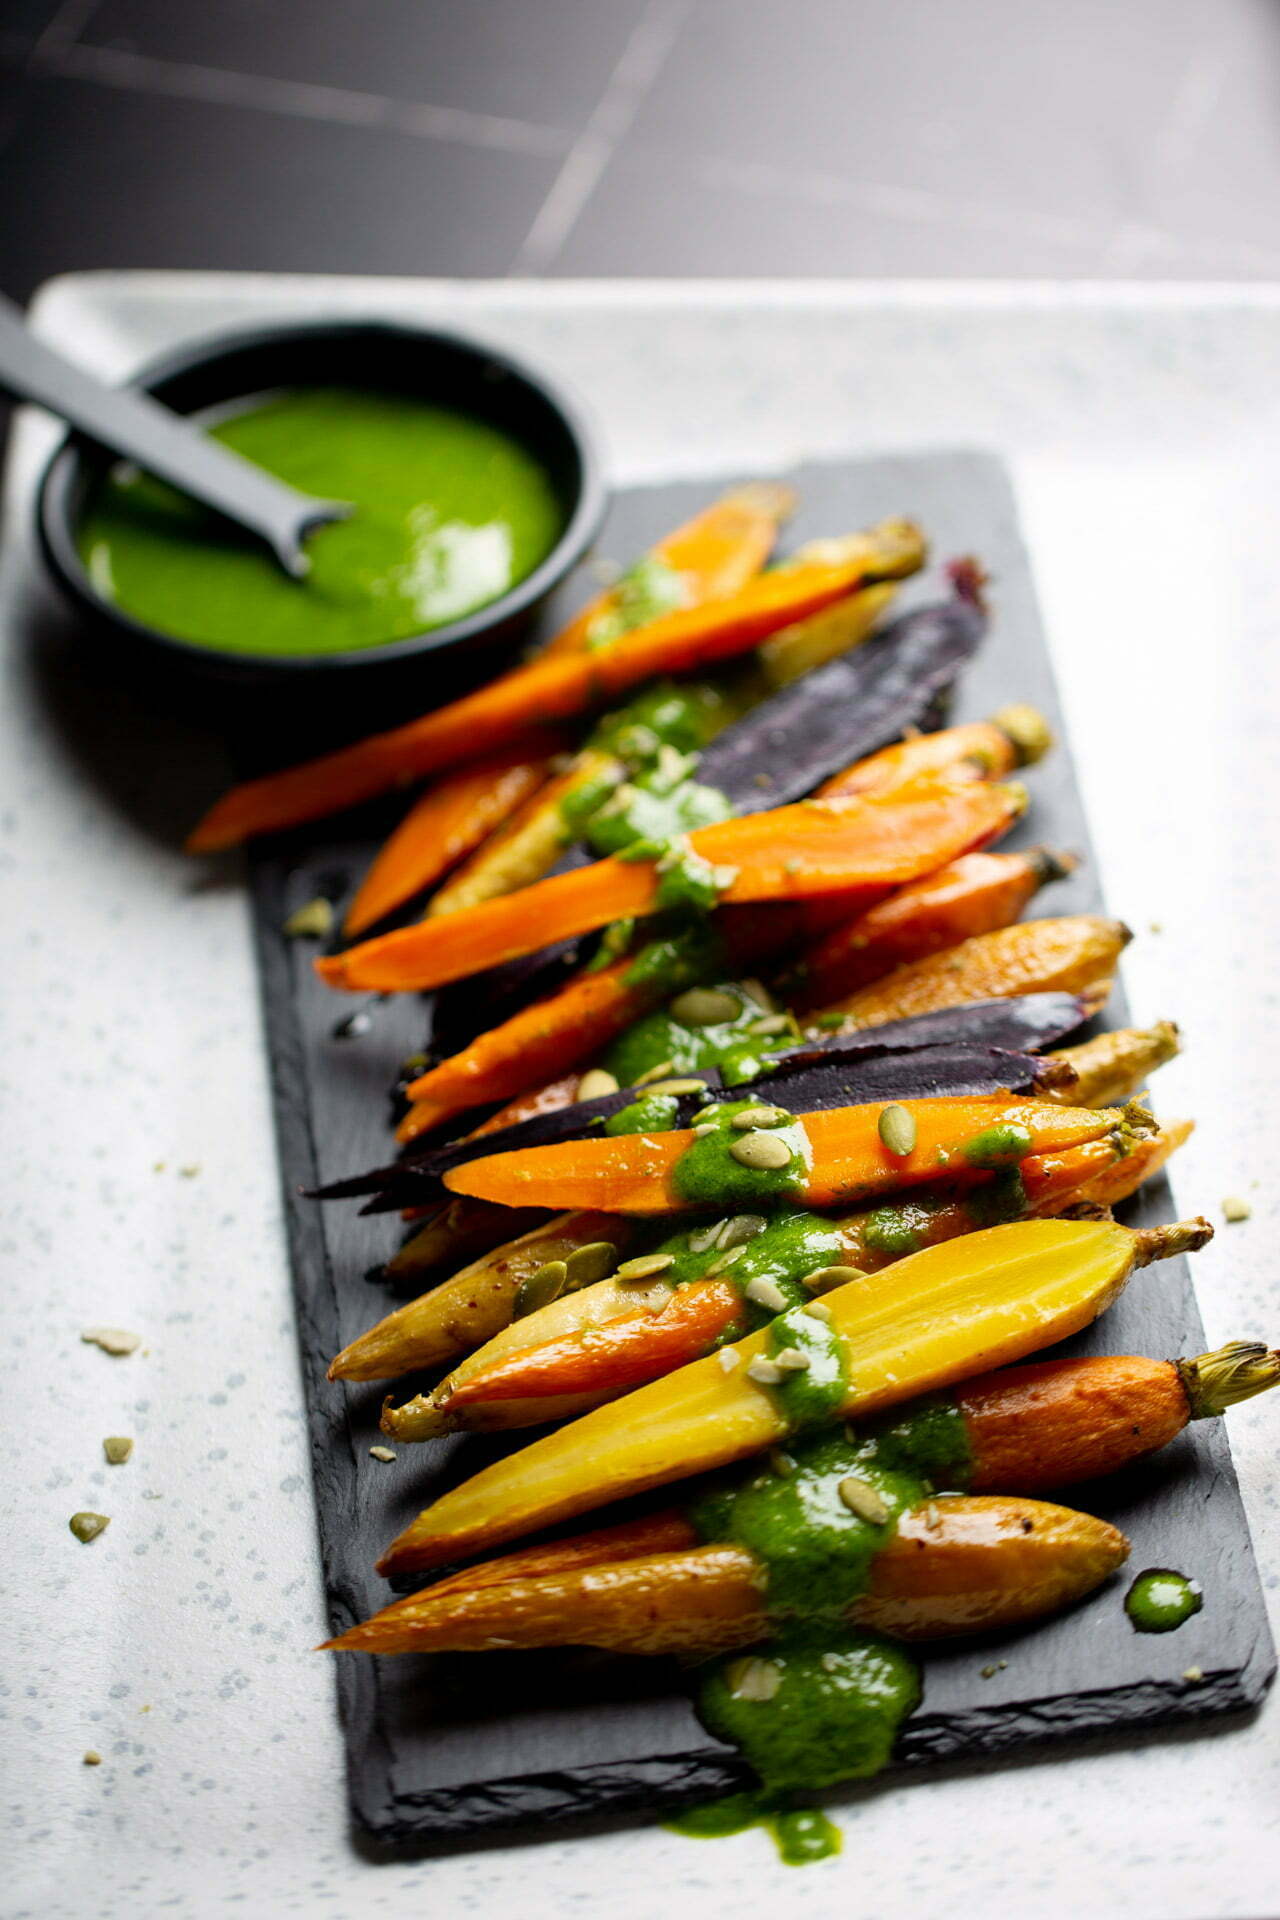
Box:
[672,1399,974,1860]
[1124,1568,1203,1633]
[77,386,566,656]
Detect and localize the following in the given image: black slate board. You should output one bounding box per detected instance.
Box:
[247,450,1275,1849]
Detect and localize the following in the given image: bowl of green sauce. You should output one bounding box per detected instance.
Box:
[37,318,604,694]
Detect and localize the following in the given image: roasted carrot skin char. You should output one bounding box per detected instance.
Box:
[187,549,882,852]
[317,775,1026,994]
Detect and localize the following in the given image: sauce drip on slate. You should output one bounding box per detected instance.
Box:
[1124,1569,1203,1633]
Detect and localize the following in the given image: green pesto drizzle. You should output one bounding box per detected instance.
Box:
[1124,1568,1203,1633]
[604,1092,680,1137]
[585,556,690,649]
[630,1208,847,1339]
[959,1122,1034,1168]
[765,1306,849,1433]
[604,981,782,1087]
[678,1399,974,1859]
[672,1099,812,1207]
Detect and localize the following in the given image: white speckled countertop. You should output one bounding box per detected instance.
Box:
[3,276,1279,1919]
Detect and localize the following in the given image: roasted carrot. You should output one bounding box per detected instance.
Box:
[382,1134,1145,1433]
[335,1496,1127,1657]
[1046,1021,1180,1109]
[399,957,655,1130]
[382,1198,547,1286]
[541,482,796,658]
[377,1215,1210,1573]
[1063,1117,1192,1209]
[318,776,1026,994]
[346,1339,1275,1657]
[187,549,884,853]
[817,704,1053,801]
[443,1280,746,1410]
[443,1094,1133,1216]
[792,847,1076,1008]
[425,750,619,918]
[815,915,1132,1028]
[343,741,563,936]
[328,1211,642,1382]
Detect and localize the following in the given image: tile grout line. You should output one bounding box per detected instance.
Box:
[27,37,572,159]
[512,0,692,275]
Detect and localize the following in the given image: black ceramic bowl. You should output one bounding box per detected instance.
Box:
[36,318,606,703]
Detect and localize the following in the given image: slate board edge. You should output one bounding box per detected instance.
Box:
[243,451,1275,1850]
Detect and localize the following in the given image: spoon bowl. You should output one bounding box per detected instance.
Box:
[36,317,605,705]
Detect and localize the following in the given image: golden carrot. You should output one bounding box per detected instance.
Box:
[793,847,1076,1008]
[815,915,1132,1028]
[377,1214,1210,1574]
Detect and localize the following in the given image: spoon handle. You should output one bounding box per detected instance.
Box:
[0,295,348,575]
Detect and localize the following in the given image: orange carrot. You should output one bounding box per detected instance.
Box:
[444,1095,1127,1215]
[793,847,1077,1009]
[817,915,1132,1028]
[541,483,794,657]
[819,705,1052,800]
[187,552,876,853]
[397,960,650,1138]
[317,775,1025,993]
[343,741,562,936]
[446,1280,745,1407]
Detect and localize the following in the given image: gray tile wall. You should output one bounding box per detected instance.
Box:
[2,0,1280,294]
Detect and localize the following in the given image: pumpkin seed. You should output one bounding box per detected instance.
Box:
[102,1437,133,1465]
[726,1656,781,1702]
[687,1221,724,1254]
[717,1348,741,1373]
[282,895,334,940]
[730,1105,789,1130]
[746,1357,783,1386]
[838,1475,889,1524]
[744,1277,788,1313]
[878,1103,918,1157]
[668,987,742,1027]
[80,1327,140,1357]
[773,1346,811,1372]
[69,1512,110,1544]
[802,1263,866,1294]
[803,1300,834,1322]
[719,1214,768,1249]
[633,1059,675,1086]
[514,1260,568,1317]
[643,1077,707,1097]
[83,1750,102,1766]
[576,1067,619,1101]
[615,1251,676,1281]
[369,1446,396,1463]
[728,1130,793,1171]
[564,1241,618,1288]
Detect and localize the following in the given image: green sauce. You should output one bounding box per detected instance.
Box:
[959,1122,1034,1168]
[636,1207,847,1343]
[679,1400,974,1859]
[604,983,783,1087]
[672,1098,812,1207]
[585,554,690,648]
[667,1794,842,1867]
[1124,1568,1203,1633]
[77,387,566,656]
[604,1092,680,1137]
[588,679,733,761]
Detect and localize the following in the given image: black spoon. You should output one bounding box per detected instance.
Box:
[0,292,350,575]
